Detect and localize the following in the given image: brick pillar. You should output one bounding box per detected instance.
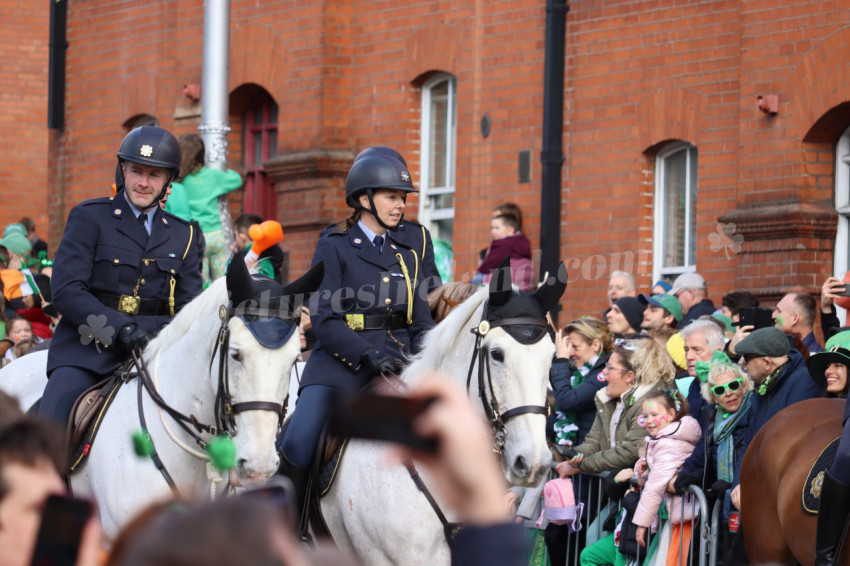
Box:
[720,202,837,304]
[263,150,355,276]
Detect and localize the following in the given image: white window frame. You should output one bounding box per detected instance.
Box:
[834,126,850,321]
[418,73,457,239]
[652,142,698,283]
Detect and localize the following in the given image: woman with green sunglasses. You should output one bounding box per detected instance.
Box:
[669,351,754,566]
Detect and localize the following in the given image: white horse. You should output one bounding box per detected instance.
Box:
[0,258,323,541]
[319,265,566,565]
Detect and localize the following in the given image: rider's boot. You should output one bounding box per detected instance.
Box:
[279,454,312,539]
[815,471,850,566]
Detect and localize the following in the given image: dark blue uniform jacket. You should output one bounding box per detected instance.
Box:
[302,224,435,392]
[47,192,203,375]
[319,218,442,294]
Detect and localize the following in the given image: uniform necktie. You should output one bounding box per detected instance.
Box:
[137,213,149,237]
[373,235,384,254]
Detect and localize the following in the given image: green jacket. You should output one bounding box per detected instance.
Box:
[575,383,662,474]
[172,167,242,233]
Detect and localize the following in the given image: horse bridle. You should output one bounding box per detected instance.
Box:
[131,301,293,494]
[464,307,550,452]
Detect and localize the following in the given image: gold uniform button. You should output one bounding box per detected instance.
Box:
[113,259,119,264]
[333,353,338,358]
[171,269,176,274]
[382,277,390,283]
[140,279,146,285]
[385,298,392,305]
[144,259,150,267]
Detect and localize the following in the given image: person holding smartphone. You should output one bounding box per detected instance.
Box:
[277,151,435,527]
[0,414,101,566]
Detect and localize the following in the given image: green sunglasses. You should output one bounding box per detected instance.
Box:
[711,378,744,397]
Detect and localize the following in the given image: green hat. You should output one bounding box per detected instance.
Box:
[0,224,32,256]
[711,313,735,335]
[806,330,850,390]
[735,327,790,358]
[638,293,683,323]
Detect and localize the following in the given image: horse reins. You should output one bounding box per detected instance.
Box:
[131,302,293,496]
[465,311,549,452]
[407,306,550,541]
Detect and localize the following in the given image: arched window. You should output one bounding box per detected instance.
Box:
[419,73,457,281]
[124,114,158,129]
[242,92,278,219]
[653,142,698,283]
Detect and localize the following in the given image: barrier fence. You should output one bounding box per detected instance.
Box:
[532,470,725,566]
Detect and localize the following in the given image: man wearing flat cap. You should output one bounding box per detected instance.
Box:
[728,327,823,510]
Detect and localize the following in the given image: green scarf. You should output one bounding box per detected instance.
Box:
[554,356,598,446]
[713,390,752,482]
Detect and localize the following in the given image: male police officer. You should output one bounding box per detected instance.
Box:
[40,126,203,425]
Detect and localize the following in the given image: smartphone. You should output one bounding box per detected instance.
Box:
[239,476,296,526]
[328,392,439,453]
[736,306,774,330]
[838,284,850,297]
[30,494,93,566]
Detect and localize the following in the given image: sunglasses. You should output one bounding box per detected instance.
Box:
[711,378,744,396]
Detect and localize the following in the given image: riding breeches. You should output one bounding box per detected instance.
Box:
[830,419,850,484]
[39,366,100,425]
[278,384,336,469]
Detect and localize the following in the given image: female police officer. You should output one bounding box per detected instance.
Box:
[40,126,202,426]
[807,330,850,565]
[279,151,435,522]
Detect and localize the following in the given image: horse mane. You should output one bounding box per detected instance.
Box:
[145,278,228,359]
[403,287,487,381]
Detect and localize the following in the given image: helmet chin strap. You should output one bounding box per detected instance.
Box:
[364,189,403,232]
[117,159,176,211]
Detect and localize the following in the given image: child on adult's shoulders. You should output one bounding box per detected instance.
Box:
[474,212,533,290]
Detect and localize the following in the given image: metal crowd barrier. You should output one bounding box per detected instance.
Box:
[541,470,720,566]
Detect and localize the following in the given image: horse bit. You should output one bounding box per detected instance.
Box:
[464,311,550,453]
[131,302,292,495]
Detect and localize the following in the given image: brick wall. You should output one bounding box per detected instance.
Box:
[0,1,49,245]
[9,0,850,325]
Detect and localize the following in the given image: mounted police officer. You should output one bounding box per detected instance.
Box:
[279,150,435,522]
[318,147,442,294]
[40,126,203,425]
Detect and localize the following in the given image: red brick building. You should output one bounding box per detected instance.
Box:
[5,0,850,322]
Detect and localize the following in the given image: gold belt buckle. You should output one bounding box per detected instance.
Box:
[118,294,141,315]
[345,314,365,331]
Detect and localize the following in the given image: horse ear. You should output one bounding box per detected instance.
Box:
[489,257,513,308]
[533,261,568,312]
[282,262,324,297]
[226,253,257,305]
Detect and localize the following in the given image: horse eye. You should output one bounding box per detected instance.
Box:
[490,349,505,363]
[231,350,242,362]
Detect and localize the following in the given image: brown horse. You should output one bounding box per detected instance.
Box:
[740,397,847,566]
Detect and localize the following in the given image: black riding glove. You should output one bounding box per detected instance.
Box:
[117,323,150,354]
[359,348,404,377]
[707,480,733,502]
[673,472,701,496]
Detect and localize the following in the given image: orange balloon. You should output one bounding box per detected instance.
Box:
[248,220,284,254]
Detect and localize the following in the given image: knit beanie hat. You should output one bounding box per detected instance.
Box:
[614,296,646,333]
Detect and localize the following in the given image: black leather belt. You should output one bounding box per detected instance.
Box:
[95,292,170,316]
[345,312,408,331]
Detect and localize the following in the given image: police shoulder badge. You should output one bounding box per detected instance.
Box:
[140,144,153,157]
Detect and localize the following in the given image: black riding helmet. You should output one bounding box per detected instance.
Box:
[345,153,417,231]
[116,126,182,207]
[353,146,408,167]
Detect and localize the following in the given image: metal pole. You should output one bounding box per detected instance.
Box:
[199,0,235,248]
[540,0,568,323]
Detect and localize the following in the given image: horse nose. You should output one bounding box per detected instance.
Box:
[512,454,530,478]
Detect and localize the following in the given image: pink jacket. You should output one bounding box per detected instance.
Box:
[632,415,701,527]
